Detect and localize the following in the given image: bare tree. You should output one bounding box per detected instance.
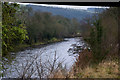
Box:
[11,50,68,78]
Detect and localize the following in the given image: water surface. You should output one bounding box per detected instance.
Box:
[4,37,84,78]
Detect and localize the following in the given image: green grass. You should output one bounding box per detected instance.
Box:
[11,44,30,53]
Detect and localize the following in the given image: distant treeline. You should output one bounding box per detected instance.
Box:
[24,9,80,44]
[2,2,81,56]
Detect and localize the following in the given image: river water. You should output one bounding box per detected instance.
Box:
[3,37,85,78]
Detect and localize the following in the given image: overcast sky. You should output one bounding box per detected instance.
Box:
[17,2,109,10]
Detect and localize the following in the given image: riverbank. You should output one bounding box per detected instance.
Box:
[2,38,65,68]
[3,38,65,60]
[11,38,65,53]
[73,60,119,78]
[49,49,119,78]
[47,43,119,78]
[49,59,119,78]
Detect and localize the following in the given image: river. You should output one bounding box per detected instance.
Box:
[3,37,85,78]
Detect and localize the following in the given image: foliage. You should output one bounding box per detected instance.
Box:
[100,7,118,57]
[89,19,105,64]
[81,7,118,65]
[2,2,28,56]
[22,8,80,44]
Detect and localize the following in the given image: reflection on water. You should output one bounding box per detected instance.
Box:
[4,37,85,78]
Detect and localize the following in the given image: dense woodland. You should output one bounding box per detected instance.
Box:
[2,2,81,56]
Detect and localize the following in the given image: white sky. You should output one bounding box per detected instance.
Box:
[14,2,109,10]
